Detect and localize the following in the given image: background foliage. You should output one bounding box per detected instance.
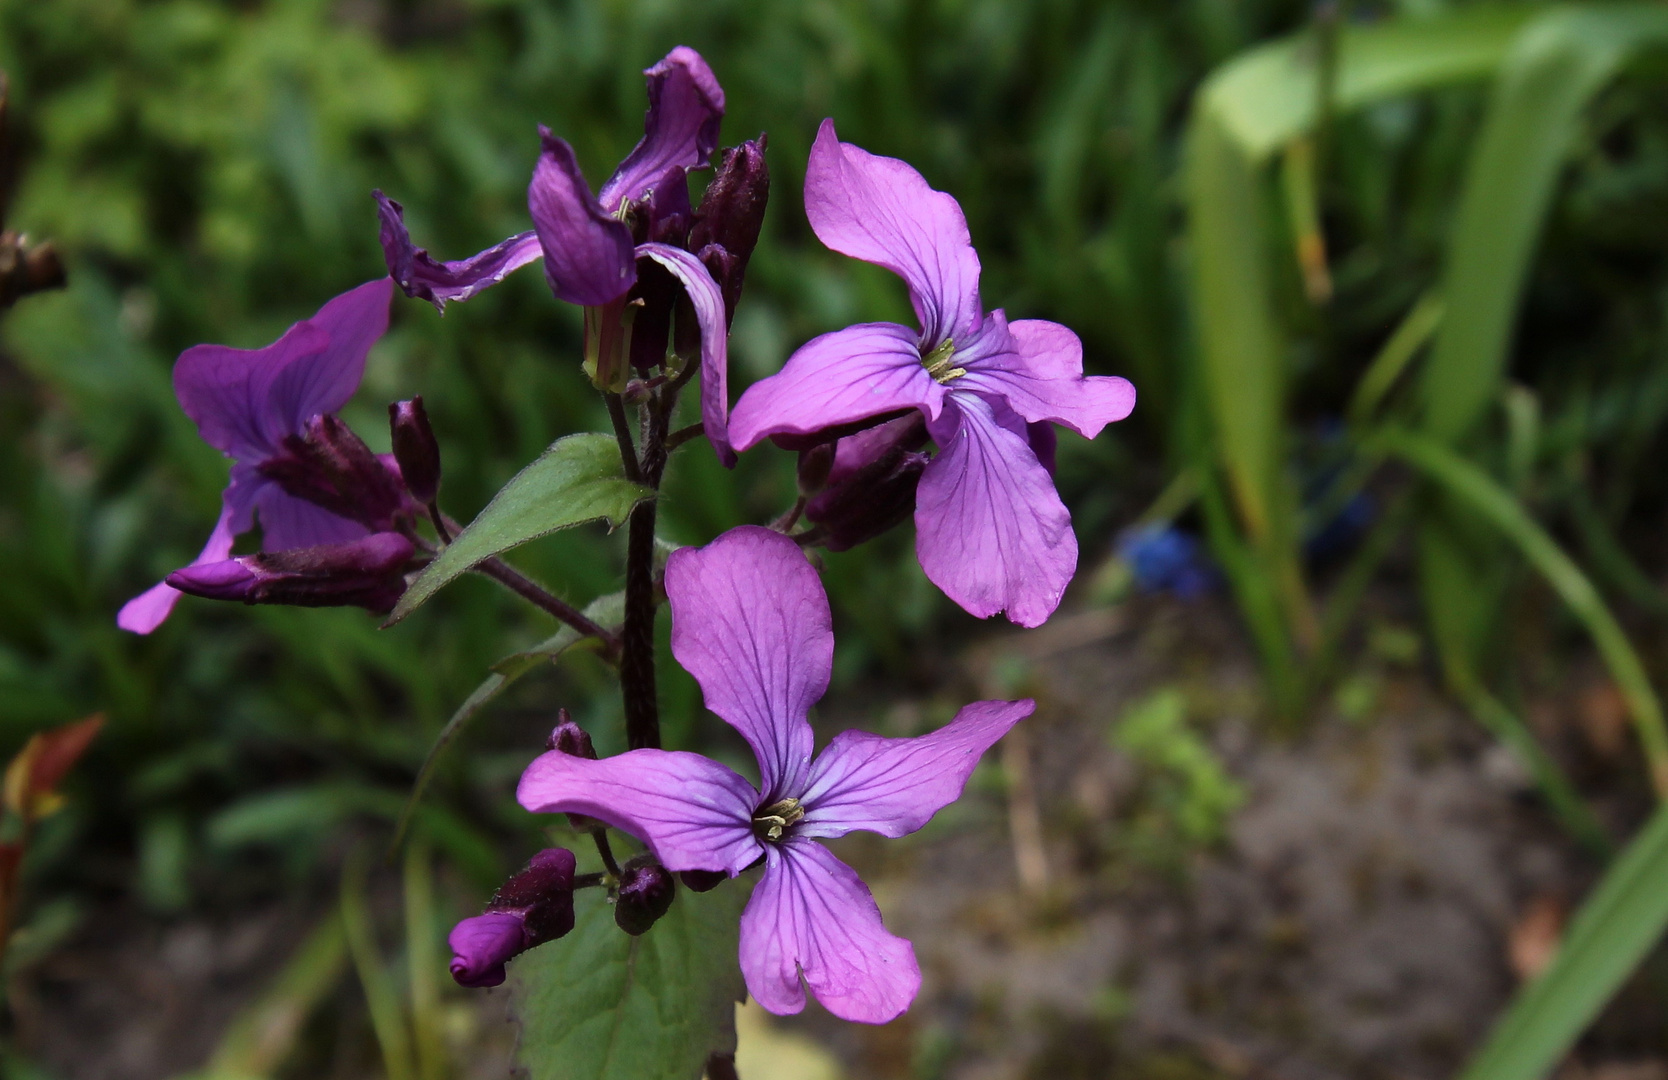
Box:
[4,0,1668,1077]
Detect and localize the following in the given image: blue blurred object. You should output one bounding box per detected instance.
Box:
[1304,491,1377,564]
[1117,524,1217,598]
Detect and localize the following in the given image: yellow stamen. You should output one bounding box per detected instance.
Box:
[921,339,966,384]
[752,797,806,842]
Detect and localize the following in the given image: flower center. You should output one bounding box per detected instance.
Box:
[921,339,966,384]
[752,797,805,842]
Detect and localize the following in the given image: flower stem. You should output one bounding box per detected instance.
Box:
[771,495,807,533]
[663,421,706,452]
[474,557,618,657]
[604,392,642,484]
[620,384,675,751]
[591,831,622,879]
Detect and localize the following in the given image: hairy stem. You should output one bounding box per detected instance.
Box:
[475,557,618,656]
[605,393,642,484]
[663,421,706,452]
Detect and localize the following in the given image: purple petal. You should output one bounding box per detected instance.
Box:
[727,323,938,452]
[637,242,735,466]
[250,466,368,551]
[598,47,725,212]
[916,394,1075,627]
[798,698,1034,840]
[173,279,393,461]
[449,912,525,988]
[739,840,920,1023]
[804,119,981,350]
[528,130,637,306]
[665,527,829,801]
[516,748,761,875]
[954,317,1135,438]
[375,191,541,312]
[116,473,261,634]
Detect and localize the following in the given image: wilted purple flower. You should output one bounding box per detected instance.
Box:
[729,120,1136,626]
[375,47,738,463]
[166,532,416,614]
[117,279,395,634]
[518,527,1032,1023]
[450,847,578,988]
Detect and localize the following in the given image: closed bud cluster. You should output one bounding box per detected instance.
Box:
[257,414,412,531]
[805,414,930,552]
[613,855,676,936]
[166,533,416,614]
[449,847,577,988]
[689,136,769,325]
[388,397,442,505]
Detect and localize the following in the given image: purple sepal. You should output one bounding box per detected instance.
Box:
[165,532,416,613]
[374,192,541,312]
[256,414,413,532]
[805,414,930,552]
[388,397,441,505]
[545,709,597,759]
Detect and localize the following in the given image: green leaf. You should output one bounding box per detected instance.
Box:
[510,880,750,1080]
[389,434,650,622]
[1459,803,1668,1080]
[1422,5,1668,443]
[1379,428,1668,796]
[390,591,627,851]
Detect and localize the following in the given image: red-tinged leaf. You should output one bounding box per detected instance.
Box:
[5,714,103,820]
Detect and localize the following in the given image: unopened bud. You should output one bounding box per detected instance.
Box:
[678,869,727,893]
[166,533,415,613]
[450,847,578,988]
[797,443,835,495]
[614,856,676,936]
[804,414,930,552]
[689,136,768,323]
[545,709,597,758]
[388,397,441,505]
[258,414,411,530]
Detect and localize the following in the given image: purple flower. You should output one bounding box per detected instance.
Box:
[518,526,1032,1023]
[375,47,737,463]
[117,279,395,634]
[450,847,578,988]
[166,532,416,614]
[728,120,1136,626]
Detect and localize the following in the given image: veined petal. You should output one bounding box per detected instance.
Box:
[955,317,1135,439]
[174,280,392,462]
[917,394,1076,627]
[375,192,542,312]
[805,119,981,349]
[727,323,938,452]
[528,130,637,306]
[599,47,725,212]
[637,242,735,466]
[739,841,920,1023]
[250,472,370,551]
[117,472,260,634]
[516,749,762,875]
[798,698,1034,840]
[665,527,829,801]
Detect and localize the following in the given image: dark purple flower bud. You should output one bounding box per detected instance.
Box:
[450,847,578,989]
[678,869,726,893]
[257,414,412,531]
[546,709,597,758]
[166,532,416,613]
[388,397,441,506]
[614,856,676,936]
[805,414,930,552]
[797,443,835,495]
[689,137,769,323]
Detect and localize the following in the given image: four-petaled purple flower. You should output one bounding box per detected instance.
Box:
[728,119,1136,626]
[118,279,396,634]
[374,46,739,463]
[517,526,1032,1023]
